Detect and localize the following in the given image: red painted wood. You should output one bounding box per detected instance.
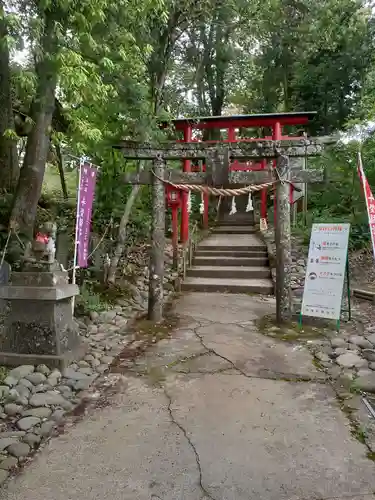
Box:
[181,125,192,243]
[164,113,313,131]
[171,206,178,256]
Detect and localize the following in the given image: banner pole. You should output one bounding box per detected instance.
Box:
[72,161,83,313]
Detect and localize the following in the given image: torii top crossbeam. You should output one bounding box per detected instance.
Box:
[160,111,317,133]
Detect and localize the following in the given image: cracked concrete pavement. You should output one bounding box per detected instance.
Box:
[2,292,375,500]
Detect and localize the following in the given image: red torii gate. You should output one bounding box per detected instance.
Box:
[162,111,316,243]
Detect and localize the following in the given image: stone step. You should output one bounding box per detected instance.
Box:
[217,219,255,227]
[212,226,257,234]
[198,243,267,252]
[195,249,268,258]
[193,256,268,267]
[181,277,274,294]
[187,266,271,279]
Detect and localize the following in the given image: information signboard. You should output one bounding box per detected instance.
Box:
[301,223,350,321]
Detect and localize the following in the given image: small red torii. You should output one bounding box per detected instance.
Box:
[161,111,316,243]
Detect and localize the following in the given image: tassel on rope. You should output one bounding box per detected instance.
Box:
[187,191,192,213]
[199,193,204,214]
[246,192,254,212]
[229,196,237,215]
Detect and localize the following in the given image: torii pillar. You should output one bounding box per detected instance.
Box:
[181,125,192,243]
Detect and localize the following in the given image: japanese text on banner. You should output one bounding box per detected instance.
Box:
[357,152,375,261]
[76,162,98,268]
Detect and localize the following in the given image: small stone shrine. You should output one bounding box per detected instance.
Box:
[0,223,82,368]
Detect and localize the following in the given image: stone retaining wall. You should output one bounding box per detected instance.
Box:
[262,227,307,313]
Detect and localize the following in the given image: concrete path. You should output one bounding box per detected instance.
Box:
[2,293,375,500]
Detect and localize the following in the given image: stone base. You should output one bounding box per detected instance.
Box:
[0,270,81,369]
[0,342,88,369]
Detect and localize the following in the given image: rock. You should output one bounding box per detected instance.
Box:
[347,344,360,352]
[56,385,72,394]
[39,421,56,437]
[50,409,65,422]
[7,442,30,458]
[6,388,21,402]
[84,354,95,363]
[46,377,58,388]
[74,378,93,391]
[0,470,9,484]
[90,311,99,321]
[355,373,375,393]
[8,366,34,381]
[18,378,34,391]
[326,365,342,379]
[63,379,77,389]
[14,385,30,399]
[331,338,347,349]
[22,433,41,447]
[96,365,109,374]
[0,438,19,451]
[22,407,52,419]
[89,358,100,368]
[362,349,375,362]
[78,367,93,376]
[62,368,89,381]
[0,387,9,400]
[29,392,69,407]
[4,403,23,416]
[36,365,51,376]
[336,352,366,369]
[315,352,330,363]
[49,369,62,380]
[334,348,349,357]
[0,457,18,470]
[25,373,47,385]
[77,360,90,369]
[0,432,25,439]
[357,369,373,378]
[87,325,99,334]
[349,335,373,349]
[14,395,28,406]
[17,417,41,431]
[100,356,114,365]
[34,384,51,393]
[366,333,375,345]
[99,310,117,323]
[4,376,18,387]
[369,362,375,371]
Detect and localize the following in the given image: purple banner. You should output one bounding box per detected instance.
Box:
[76,162,98,268]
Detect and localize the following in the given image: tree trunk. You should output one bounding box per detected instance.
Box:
[9,15,58,238]
[106,184,142,284]
[55,142,68,200]
[0,1,19,192]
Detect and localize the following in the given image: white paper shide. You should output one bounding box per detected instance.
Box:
[301,223,350,321]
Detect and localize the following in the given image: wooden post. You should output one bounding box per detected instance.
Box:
[275,154,292,324]
[148,153,165,322]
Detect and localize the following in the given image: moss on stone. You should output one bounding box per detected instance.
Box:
[255,314,326,343]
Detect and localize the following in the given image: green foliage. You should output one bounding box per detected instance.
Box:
[291,137,375,251]
[75,281,108,315]
[3,0,375,259]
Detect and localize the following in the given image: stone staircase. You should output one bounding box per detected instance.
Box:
[181,216,274,295]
